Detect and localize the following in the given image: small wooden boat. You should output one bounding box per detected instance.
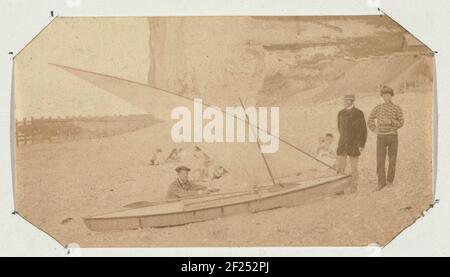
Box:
[84,174,351,231]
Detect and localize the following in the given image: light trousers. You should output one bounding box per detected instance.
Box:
[336,155,359,185]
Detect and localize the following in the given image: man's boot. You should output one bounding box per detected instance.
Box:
[345,181,358,194]
[373,183,385,192]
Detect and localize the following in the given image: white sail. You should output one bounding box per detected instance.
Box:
[51,63,332,186]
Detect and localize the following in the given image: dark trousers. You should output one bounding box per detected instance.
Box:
[376,134,398,186]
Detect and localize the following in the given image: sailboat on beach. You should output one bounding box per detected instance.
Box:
[51,63,352,231]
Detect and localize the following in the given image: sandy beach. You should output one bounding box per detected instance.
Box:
[15,92,433,247]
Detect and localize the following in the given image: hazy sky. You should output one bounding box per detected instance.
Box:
[14,17,149,118]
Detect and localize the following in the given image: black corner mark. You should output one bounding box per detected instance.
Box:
[50,11,54,17]
[432,199,440,206]
[8,51,13,55]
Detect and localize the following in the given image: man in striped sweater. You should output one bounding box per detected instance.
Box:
[368,86,404,191]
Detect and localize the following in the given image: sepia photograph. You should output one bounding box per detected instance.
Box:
[12,15,434,248]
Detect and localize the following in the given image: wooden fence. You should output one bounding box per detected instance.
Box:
[16,114,160,146]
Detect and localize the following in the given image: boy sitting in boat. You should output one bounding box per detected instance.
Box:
[166,165,210,199]
[205,166,250,192]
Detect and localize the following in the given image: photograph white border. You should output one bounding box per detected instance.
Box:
[1,0,449,256]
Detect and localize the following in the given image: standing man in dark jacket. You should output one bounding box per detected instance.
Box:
[336,94,368,193]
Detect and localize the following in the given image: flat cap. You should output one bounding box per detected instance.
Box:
[344,94,355,101]
[380,85,394,95]
[175,165,191,172]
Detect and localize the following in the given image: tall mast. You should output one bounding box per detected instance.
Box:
[238,97,277,186]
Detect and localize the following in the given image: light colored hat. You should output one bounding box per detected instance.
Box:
[344,94,355,101]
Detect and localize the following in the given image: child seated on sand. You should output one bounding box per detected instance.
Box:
[316,133,336,168]
[149,148,163,166]
[149,147,185,166]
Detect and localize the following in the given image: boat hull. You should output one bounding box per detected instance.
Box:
[84,175,351,231]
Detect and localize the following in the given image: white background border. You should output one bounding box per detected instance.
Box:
[1,0,449,256]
